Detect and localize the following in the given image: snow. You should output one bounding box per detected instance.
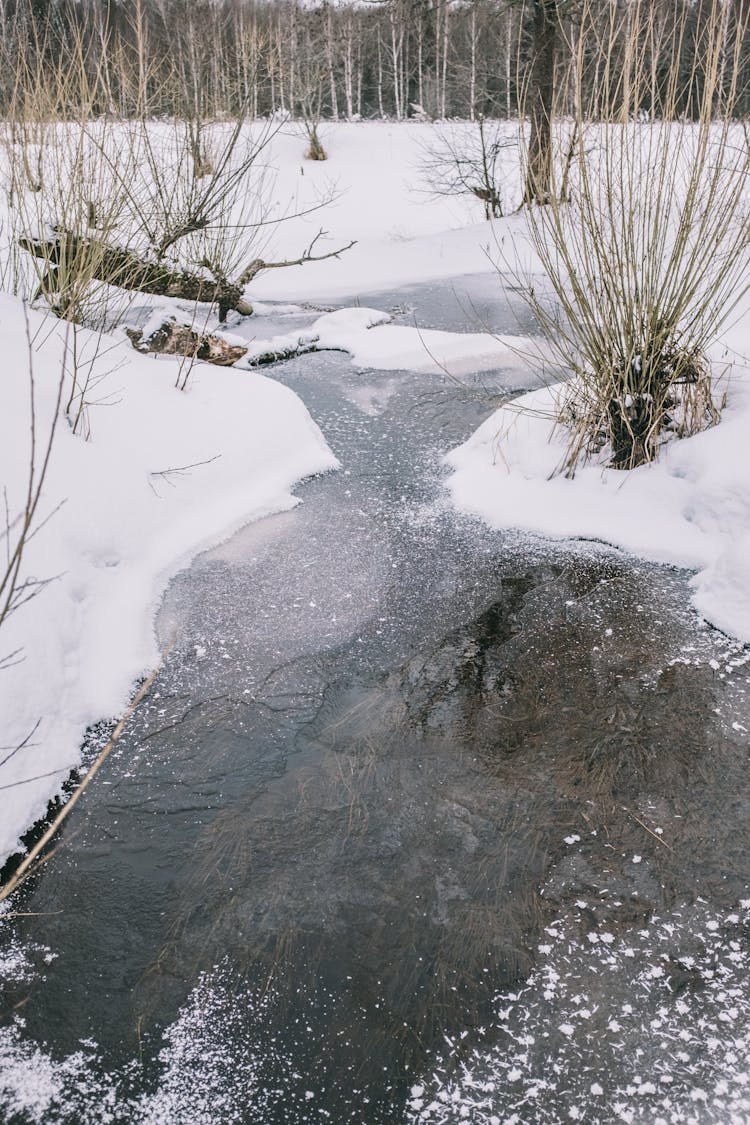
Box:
[250,217,514,302]
[408,901,750,1124]
[0,296,337,865]
[245,121,516,301]
[0,958,277,1123]
[446,366,750,643]
[240,306,532,377]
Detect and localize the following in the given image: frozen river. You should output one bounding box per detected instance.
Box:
[2,277,750,1123]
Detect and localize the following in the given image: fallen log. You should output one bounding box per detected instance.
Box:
[20,230,356,322]
[20,233,251,321]
[126,318,247,366]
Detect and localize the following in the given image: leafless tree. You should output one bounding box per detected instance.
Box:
[419,117,517,218]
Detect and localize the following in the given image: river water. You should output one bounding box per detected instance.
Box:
[1,276,749,1124]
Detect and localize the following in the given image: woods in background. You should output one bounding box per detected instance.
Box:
[2,0,750,125]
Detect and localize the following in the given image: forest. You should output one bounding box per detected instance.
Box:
[2,0,750,122]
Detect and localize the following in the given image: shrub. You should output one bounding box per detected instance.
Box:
[520,0,750,473]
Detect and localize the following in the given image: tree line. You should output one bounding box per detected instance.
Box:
[2,0,750,124]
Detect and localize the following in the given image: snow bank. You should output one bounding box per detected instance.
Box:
[248,220,515,303]
[240,306,532,377]
[241,122,528,301]
[0,296,337,866]
[446,370,750,642]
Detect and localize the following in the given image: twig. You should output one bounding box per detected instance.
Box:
[622,806,674,851]
[1,910,64,918]
[0,719,41,770]
[0,764,79,791]
[149,454,221,481]
[238,231,356,285]
[0,651,169,905]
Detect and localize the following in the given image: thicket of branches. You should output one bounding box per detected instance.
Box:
[3,0,750,124]
[521,0,750,472]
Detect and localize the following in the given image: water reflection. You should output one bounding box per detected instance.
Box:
[124,555,741,1121]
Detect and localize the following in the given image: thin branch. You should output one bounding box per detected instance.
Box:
[0,719,41,771]
[238,232,356,286]
[149,454,222,481]
[0,650,169,904]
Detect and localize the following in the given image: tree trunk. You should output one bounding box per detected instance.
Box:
[288,5,297,109]
[441,1,449,119]
[343,14,354,118]
[417,14,424,109]
[469,5,477,121]
[326,4,339,119]
[21,232,354,323]
[20,234,250,321]
[505,11,512,118]
[434,1,441,118]
[277,13,286,112]
[390,7,402,119]
[523,0,557,205]
[377,32,385,117]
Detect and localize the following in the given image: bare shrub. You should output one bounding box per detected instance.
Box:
[0,39,140,437]
[1,13,346,341]
[518,0,750,473]
[305,123,328,162]
[419,118,518,219]
[1,309,64,671]
[0,30,135,323]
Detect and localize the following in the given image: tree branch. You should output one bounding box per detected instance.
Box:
[238,230,356,285]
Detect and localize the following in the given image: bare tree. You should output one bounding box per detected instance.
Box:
[419,118,517,218]
[4,0,749,124]
[522,0,559,204]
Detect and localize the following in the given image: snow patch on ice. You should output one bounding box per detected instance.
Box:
[409,901,750,1124]
[240,304,533,378]
[0,955,279,1124]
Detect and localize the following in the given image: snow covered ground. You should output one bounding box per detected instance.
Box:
[242,120,522,299]
[445,351,750,644]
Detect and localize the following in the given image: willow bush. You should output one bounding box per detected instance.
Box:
[522,0,750,473]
